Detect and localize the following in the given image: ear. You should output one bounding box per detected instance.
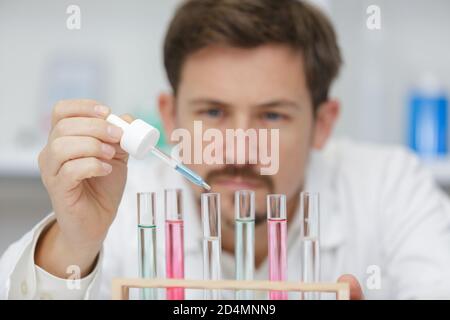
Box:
[311,99,340,150]
[158,92,177,142]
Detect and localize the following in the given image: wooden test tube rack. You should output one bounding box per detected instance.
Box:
[112,278,350,300]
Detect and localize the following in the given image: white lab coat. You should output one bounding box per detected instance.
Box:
[1,138,450,300]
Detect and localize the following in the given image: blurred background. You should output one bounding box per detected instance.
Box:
[1,0,449,254]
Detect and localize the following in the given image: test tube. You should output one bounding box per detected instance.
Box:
[300,192,320,300]
[235,190,255,300]
[137,192,158,300]
[267,194,288,300]
[165,189,185,300]
[201,193,222,300]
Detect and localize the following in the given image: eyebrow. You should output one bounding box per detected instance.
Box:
[256,99,301,110]
[188,98,301,110]
[188,98,232,108]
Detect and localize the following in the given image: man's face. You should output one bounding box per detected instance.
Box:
[160,44,330,250]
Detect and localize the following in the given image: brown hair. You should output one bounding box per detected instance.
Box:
[163,0,342,109]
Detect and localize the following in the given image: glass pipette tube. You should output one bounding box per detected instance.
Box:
[235,190,255,300]
[201,193,222,300]
[300,192,321,300]
[151,147,211,191]
[267,194,288,300]
[137,192,158,300]
[164,188,185,300]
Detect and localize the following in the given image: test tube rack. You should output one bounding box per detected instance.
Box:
[111,278,350,300]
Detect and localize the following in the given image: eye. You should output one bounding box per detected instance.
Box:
[262,112,285,121]
[203,108,224,118]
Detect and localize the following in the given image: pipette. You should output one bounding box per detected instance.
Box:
[106,114,211,191]
[151,147,210,190]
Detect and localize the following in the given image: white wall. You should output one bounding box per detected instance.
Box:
[330,0,450,144]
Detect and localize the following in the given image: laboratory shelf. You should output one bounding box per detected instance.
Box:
[0,147,41,176]
[1,146,450,188]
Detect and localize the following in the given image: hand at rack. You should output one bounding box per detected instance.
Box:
[337,274,364,300]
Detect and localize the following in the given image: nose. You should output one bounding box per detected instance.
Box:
[223,114,259,166]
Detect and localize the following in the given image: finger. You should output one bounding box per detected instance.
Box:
[51,100,110,128]
[337,274,364,300]
[50,117,123,144]
[120,113,134,124]
[108,114,135,163]
[57,157,113,191]
[110,138,129,164]
[48,136,116,176]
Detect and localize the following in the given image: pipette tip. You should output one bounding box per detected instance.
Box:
[202,181,211,191]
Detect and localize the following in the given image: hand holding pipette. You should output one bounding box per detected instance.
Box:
[36,101,130,279]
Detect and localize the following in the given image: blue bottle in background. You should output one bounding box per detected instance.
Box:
[408,74,448,158]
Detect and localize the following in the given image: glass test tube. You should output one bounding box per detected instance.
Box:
[137,192,157,300]
[235,190,255,300]
[165,189,185,300]
[201,193,222,300]
[300,192,321,300]
[267,194,288,300]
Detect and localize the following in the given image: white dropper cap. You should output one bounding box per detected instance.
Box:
[106,114,160,159]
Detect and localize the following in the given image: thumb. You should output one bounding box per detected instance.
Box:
[337,274,365,300]
[120,113,135,124]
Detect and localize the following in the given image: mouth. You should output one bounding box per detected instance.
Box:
[212,176,266,191]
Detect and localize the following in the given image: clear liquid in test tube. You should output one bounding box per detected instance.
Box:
[137,192,158,300]
[165,188,185,300]
[267,194,288,300]
[201,193,222,300]
[300,192,321,300]
[235,190,255,300]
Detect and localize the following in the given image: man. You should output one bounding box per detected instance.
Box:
[1,0,450,300]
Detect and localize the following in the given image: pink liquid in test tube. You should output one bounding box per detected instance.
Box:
[165,189,185,300]
[267,194,288,300]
